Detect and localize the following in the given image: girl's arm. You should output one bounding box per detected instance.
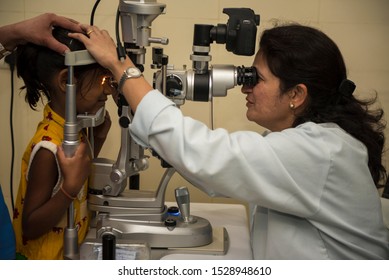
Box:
[23,142,90,239]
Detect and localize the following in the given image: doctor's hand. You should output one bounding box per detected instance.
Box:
[68,24,136,75]
[69,24,153,113]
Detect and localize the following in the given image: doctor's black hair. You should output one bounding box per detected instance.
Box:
[16,27,105,110]
[259,24,386,186]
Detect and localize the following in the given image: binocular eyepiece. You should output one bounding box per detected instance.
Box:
[237,66,258,87]
[153,64,258,104]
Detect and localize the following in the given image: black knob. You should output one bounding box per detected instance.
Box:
[102,234,116,260]
[167,206,180,216]
[164,218,177,227]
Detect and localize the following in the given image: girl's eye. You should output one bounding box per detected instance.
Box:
[101,76,118,89]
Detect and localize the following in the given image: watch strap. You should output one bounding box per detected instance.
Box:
[118,67,142,93]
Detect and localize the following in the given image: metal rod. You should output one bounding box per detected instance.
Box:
[63,64,79,260]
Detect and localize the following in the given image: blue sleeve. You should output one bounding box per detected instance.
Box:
[0,186,15,260]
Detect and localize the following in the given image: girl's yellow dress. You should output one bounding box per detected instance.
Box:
[13,105,89,259]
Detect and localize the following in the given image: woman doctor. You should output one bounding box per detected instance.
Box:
[70,24,389,259]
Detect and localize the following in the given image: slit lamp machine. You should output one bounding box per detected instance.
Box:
[62,0,260,259]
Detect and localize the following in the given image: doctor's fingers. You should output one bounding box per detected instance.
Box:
[68,28,117,67]
[78,24,112,39]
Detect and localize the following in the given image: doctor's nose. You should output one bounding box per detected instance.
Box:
[241,84,253,95]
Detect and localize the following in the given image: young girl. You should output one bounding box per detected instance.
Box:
[13,27,115,259]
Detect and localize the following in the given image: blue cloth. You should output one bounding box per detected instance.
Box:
[0,185,15,259]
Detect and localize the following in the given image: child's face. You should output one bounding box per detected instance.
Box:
[76,70,116,114]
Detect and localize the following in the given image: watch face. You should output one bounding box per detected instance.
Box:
[126,67,141,77]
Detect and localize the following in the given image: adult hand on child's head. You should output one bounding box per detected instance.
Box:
[11,13,83,54]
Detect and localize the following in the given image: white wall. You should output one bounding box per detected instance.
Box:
[1,0,388,216]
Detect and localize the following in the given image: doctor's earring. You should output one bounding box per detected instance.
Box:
[289,103,295,109]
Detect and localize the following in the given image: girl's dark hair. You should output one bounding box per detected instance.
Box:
[259,24,386,185]
[16,27,103,110]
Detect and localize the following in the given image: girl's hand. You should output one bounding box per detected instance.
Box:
[57,141,91,196]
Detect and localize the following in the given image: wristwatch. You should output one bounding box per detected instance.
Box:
[118,67,142,93]
[0,43,12,59]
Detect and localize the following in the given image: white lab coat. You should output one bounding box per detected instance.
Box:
[130,90,389,259]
